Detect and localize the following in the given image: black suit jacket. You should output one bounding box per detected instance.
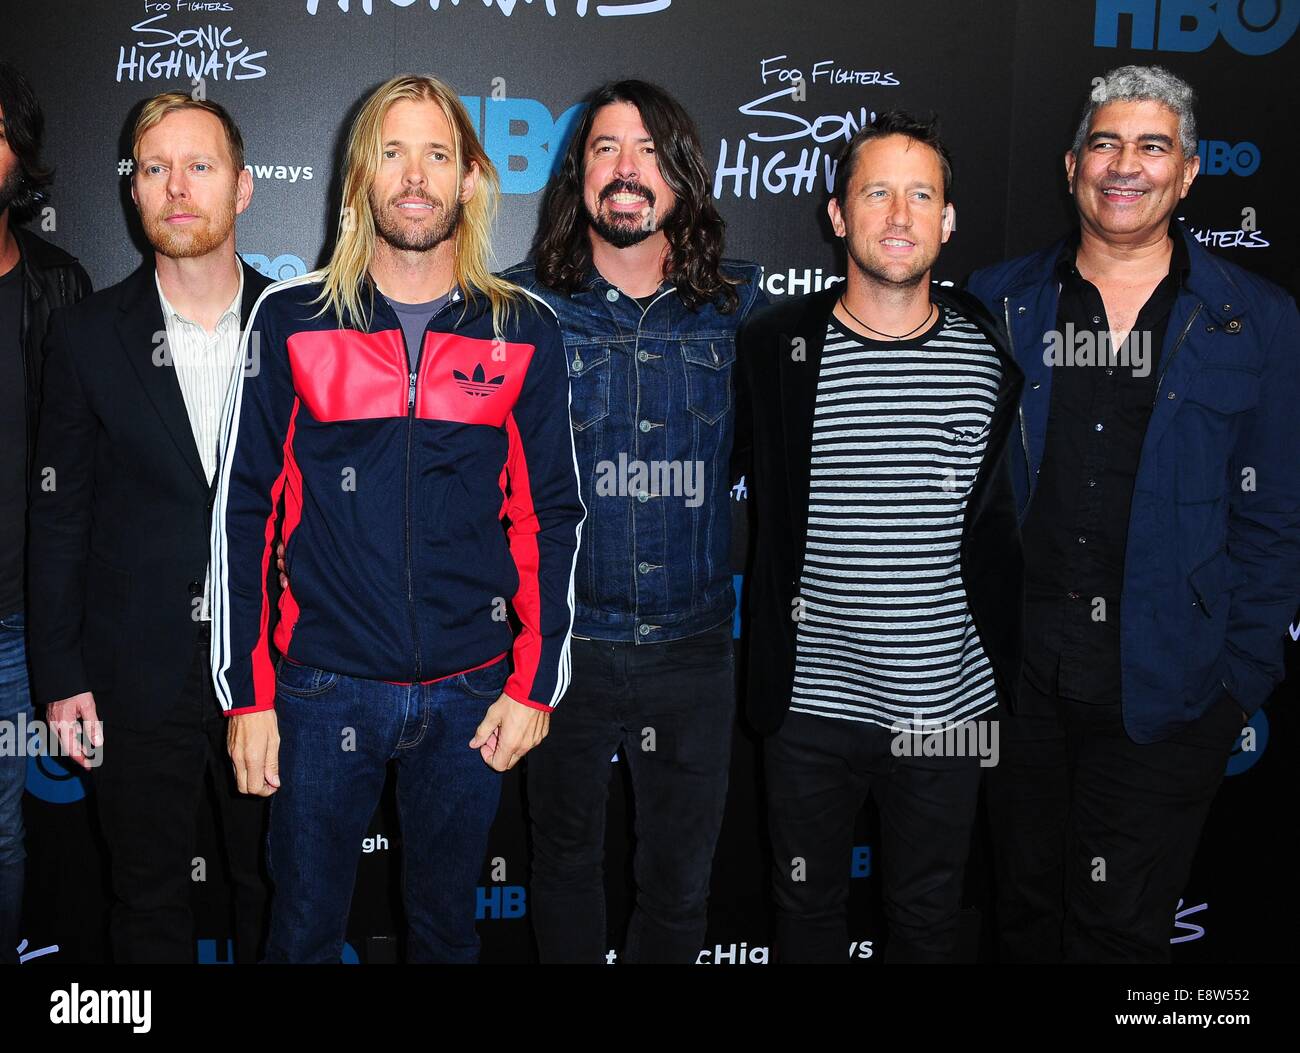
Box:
[734,284,1025,736]
[26,258,272,725]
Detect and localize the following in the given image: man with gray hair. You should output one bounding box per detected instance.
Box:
[968,65,1300,962]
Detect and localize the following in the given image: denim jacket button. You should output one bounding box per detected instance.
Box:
[637,491,649,503]
[572,357,583,372]
[638,624,651,635]
[606,289,619,302]
[638,561,651,573]
[637,350,649,362]
[639,419,651,432]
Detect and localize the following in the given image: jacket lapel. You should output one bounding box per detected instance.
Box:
[779,287,838,568]
[1136,226,1244,454]
[117,262,210,490]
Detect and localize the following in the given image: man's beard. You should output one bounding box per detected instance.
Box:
[846,233,938,289]
[372,190,461,252]
[0,167,25,216]
[142,194,236,260]
[586,178,672,249]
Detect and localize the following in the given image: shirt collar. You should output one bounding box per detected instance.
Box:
[155,263,244,331]
[1055,224,1190,286]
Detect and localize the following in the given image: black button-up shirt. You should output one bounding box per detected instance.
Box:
[1020,229,1190,704]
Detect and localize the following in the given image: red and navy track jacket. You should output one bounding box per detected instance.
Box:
[210,272,585,715]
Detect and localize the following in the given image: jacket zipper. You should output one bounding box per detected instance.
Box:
[400,291,464,680]
[404,352,422,681]
[1151,304,1201,406]
[1004,297,1035,509]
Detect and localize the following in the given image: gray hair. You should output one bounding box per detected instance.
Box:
[1071,65,1198,158]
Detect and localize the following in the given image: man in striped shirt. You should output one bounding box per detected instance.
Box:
[737,112,1023,962]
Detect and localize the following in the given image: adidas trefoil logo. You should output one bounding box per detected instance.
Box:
[453,362,505,398]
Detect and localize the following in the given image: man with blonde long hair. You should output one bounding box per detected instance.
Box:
[211,75,583,963]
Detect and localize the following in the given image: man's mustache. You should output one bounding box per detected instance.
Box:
[600,179,656,206]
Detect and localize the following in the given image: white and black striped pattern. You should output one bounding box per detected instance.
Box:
[790,307,1001,730]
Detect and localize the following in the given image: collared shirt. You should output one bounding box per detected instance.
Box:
[1020,229,1189,703]
[155,266,244,619]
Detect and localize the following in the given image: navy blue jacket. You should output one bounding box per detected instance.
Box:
[211,273,584,715]
[968,224,1300,742]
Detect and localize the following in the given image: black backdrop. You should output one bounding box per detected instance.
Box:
[8,0,1297,964]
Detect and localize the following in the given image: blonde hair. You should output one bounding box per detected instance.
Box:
[316,74,525,336]
[132,91,246,171]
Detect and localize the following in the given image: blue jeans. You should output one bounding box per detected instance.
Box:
[0,610,31,966]
[265,653,509,963]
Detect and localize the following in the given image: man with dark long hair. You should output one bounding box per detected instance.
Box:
[503,80,766,963]
[0,61,91,965]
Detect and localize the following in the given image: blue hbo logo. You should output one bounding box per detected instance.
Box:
[459,96,584,196]
[476,885,526,920]
[25,753,89,804]
[1197,140,1261,176]
[240,253,308,282]
[1225,709,1269,776]
[1094,0,1300,55]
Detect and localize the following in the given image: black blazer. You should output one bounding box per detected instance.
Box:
[26,258,272,725]
[14,227,93,471]
[734,284,1025,736]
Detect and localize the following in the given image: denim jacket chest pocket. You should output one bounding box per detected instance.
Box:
[566,342,612,431]
[679,336,736,425]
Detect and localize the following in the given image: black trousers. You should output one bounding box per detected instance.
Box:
[984,677,1243,963]
[526,620,736,964]
[90,623,270,963]
[764,709,984,963]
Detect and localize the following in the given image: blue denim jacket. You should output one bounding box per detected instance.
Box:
[502,259,767,642]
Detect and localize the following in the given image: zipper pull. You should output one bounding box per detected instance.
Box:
[408,370,417,410]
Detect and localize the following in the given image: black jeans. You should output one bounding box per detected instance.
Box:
[526,619,735,963]
[984,677,1243,963]
[90,623,270,963]
[765,710,984,963]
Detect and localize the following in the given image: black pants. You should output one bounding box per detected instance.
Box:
[984,677,1243,963]
[765,710,984,963]
[90,623,270,963]
[526,620,735,963]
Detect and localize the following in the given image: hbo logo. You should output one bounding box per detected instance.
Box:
[1095,0,1300,55]
[1196,140,1260,176]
